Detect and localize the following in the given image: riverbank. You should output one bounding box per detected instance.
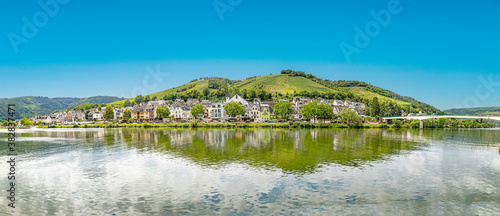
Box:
[31,121,495,129]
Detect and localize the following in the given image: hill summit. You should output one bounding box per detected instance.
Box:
[110,70,442,115]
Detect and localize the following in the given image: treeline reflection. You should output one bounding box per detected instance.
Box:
[3,128,499,173]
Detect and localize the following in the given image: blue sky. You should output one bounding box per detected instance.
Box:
[1,0,499,110]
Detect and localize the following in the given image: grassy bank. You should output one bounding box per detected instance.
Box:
[34,121,496,129]
[36,122,394,129]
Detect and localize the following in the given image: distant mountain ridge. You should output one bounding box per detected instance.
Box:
[444,107,500,116]
[0,96,124,121]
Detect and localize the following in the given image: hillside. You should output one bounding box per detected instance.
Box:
[233,74,332,93]
[0,96,124,121]
[110,72,442,114]
[444,107,500,116]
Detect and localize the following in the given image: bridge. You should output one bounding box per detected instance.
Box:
[381,115,500,129]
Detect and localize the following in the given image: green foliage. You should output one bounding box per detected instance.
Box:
[203,88,210,97]
[0,96,123,122]
[317,103,334,122]
[20,117,33,126]
[190,104,205,119]
[370,97,380,117]
[135,95,144,104]
[155,106,171,120]
[124,99,132,107]
[300,101,333,123]
[338,108,362,125]
[189,120,198,127]
[103,105,114,120]
[123,108,132,120]
[444,106,500,116]
[392,120,403,128]
[300,101,319,121]
[208,77,233,89]
[273,102,294,120]
[224,101,246,118]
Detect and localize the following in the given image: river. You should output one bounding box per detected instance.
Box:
[0,128,499,215]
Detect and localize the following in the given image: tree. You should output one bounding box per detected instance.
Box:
[258,90,268,100]
[370,97,380,117]
[241,89,248,99]
[274,102,294,120]
[317,103,334,122]
[152,95,157,101]
[20,117,33,126]
[2,120,10,126]
[224,101,246,118]
[103,105,114,121]
[300,101,320,123]
[338,108,362,125]
[123,108,132,121]
[124,99,132,107]
[190,104,205,119]
[144,95,151,103]
[203,88,210,97]
[156,106,170,120]
[135,95,144,104]
[247,89,257,99]
[37,120,43,125]
[65,106,73,112]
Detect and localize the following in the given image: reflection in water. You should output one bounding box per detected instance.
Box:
[115,128,426,172]
[0,128,499,215]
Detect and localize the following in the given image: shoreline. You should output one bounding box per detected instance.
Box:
[20,122,495,129]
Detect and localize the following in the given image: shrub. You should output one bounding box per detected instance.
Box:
[300,122,311,128]
[189,121,198,127]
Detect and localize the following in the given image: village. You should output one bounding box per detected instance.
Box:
[29,92,367,126]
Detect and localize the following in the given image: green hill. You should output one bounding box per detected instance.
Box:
[444,107,500,116]
[0,96,124,121]
[233,74,332,93]
[110,71,442,114]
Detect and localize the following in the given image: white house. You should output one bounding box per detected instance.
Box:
[172,106,193,120]
[208,102,226,119]
[226,94,249,106]
[93,112,103,121]
[333,100,343,106]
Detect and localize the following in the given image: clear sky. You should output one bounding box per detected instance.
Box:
[1,0,499,110]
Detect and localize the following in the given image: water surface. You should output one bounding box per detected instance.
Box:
[0,128,499,215]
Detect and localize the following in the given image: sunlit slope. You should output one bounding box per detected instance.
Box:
[109,73,440,114]
[233,74,332,94]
